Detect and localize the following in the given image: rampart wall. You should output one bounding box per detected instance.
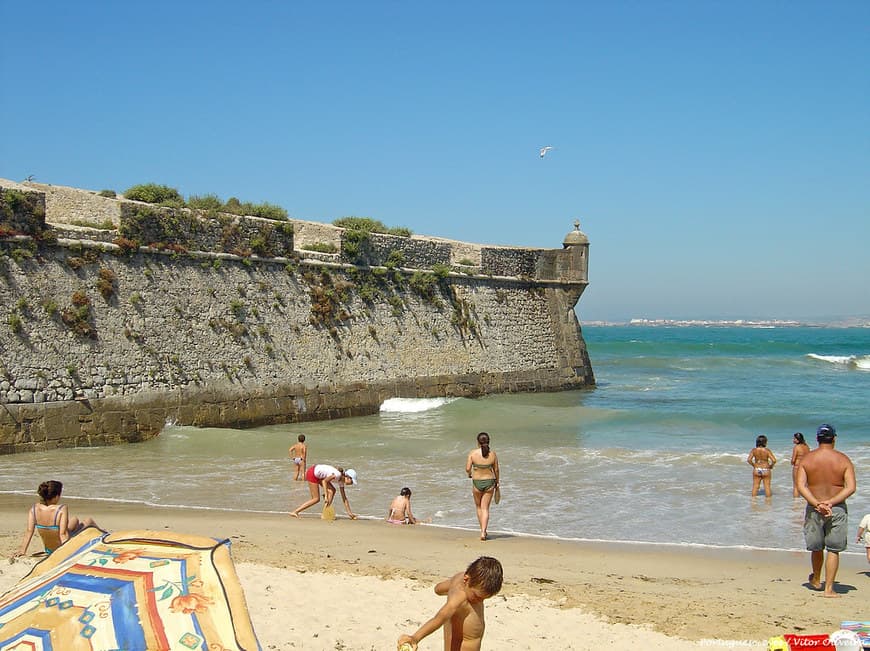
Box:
[0,180,593,454]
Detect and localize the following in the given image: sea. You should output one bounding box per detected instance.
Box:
[1,325,868,554]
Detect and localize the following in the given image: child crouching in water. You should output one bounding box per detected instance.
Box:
[397,556,503,651]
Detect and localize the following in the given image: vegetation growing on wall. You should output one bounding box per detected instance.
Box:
[0,188,45,226]
[340,227,369,262]
[61,290,96,338]
[123,184,185,207]
[301,242,338,254]
[332,217,412,237]
[119,204,199,249]
[96,267,117,300]
[335,216,412,264]
[305,269,354,333]
[124,184,289,221]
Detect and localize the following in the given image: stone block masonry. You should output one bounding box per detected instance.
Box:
[0,180,593,454]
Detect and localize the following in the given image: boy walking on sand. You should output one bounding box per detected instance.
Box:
[397,556,502,651]
[288,434,307,481]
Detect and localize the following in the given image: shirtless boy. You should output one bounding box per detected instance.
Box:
[397,556,503,651]
[288,434,307,481]
[796,424,856,597]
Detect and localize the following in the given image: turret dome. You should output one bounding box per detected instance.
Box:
[563,219,589,247]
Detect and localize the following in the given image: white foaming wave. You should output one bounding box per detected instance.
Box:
[807,353,870,370]
[380,397,457,413]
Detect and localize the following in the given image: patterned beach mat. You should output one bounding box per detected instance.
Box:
[840,621,870,648]
[0,527,260,651]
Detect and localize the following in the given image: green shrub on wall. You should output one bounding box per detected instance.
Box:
[61,290,96,338]
[188,194,223,211]
[124,185,289,221]
[333,216,412,237]
[0,188,45,235]
[123,184,185,207]
[341,228,369,262]
[119,204,198,249]
[302,242,338,254]
[96,267,117,300]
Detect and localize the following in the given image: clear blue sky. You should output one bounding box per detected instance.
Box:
[1,1,867,322]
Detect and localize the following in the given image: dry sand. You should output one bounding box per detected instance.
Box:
[1,495,867,650]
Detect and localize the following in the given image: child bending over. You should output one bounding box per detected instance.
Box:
[397,556,503,651]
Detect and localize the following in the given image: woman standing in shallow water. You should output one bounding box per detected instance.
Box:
[747,435,776,497]
[790,432,810,497]
[466,432,499,541]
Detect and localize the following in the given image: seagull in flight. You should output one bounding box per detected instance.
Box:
[539,146,554,158]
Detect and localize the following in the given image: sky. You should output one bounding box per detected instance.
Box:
[1,1,867,322]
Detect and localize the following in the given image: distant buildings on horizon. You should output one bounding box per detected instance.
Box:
[581,317,870,328]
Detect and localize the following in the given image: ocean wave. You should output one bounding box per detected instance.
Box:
[379,397,458,413]
[807,353,870,370]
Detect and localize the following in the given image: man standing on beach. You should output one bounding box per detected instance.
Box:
[796,424,856,597]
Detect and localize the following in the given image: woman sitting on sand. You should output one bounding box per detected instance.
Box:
[790,432,810,497]
[466,432,499,541]
[386,487,418,525]
[747,435,776,497]
[14,480,99,557]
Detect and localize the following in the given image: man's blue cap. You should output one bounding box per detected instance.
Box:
[817,424,836,438]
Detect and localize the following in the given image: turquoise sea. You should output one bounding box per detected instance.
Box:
[1,325,868,553]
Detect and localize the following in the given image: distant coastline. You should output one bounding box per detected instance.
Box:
[582,317,870,328]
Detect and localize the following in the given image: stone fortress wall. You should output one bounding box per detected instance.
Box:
[0,179,593,454]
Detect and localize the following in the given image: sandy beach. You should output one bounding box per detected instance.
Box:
[1,495,867,650]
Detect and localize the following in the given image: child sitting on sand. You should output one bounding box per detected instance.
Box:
[397,556,503,651]
[386,487,418,525]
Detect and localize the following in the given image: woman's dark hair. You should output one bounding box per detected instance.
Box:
[793,432,805,445]
[37,480,63,503]
[400,487,412,497]
[755,435,768,448]
[477,432,490,458]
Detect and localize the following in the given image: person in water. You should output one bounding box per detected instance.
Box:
[465,432,499,541]
[386,487,418,525]
[747,434,776,497]
[14,480,99,557]
[288,433,308,481]
[790,431,810,497]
